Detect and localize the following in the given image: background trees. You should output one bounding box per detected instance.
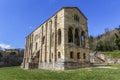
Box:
[89,26,120,51]
[0,49,24,67]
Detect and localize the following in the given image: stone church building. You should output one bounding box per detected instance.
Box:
[21,7,91,70]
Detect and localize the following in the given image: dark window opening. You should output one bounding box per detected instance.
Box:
[58,29,61,45]
[75,28,80,46]
[35,42,38,50]
[42,36,45,44]
[70,52,73,59]
[58,52,61,58]
[81,31,85,47]
[68,27,73,43]
[77,52,80,59]
[51,33,54,47]
[74,14,79,22]
[83,53,86,59]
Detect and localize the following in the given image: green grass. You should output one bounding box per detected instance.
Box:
[101,50,120,58]
[0,65,120,80]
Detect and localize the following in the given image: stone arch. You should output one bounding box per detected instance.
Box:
[42,36,45,45]
[75,28,80,46]
[36,51,40,63]
[51,32,54,47]
[58,52,61,58]
[58,29,61,45]
[68,27,73,43]
[35,42,38,50]
[51,53,53,59]
[81,31,85,47]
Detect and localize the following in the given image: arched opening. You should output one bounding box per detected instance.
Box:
[51,33,54,47]
[75,28,80,46]
[45,52,47,62]
[77,52,80,59]
[49,53,51,62]
[36,51,40,63]
[58,52,61,58]
[58,29,61,45]
[35,42,38,50]
[42,36,45,45]
[83,53,86,59]
[70,52,73,59]
[68,27,73,43]
[81,31,85,47]
[51,53,53,59]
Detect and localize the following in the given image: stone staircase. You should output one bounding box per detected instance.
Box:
[90,51,107,66]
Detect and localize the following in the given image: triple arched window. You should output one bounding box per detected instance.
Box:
[68,27,86,47]
[74,14,79,22]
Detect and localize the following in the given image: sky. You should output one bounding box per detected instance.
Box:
[0,0,120,49]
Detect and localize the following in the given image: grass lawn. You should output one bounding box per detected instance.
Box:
[101,50,120,58]
[0,65,120,80]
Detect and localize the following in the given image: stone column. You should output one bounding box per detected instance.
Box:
[54,16,57,62]
[49,20,52,62]
[85,24,89,48]
[47,21,51,63]
[79,28,82,47]
[52,16,57,69]
[39,28,42,66]
[73,28,75,45]
[45,23,47,63]
[41,26,43,62]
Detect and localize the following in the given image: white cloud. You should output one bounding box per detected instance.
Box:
[0,43,12,49]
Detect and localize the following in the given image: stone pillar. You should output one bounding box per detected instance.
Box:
[45,23,48,63]
[41,26,43,62]
[85,24,89,48]
[22,39,27,68]
[79,28,81,47]
[54,16,57,62]
[47,21,51,63]
[73,28,75,45]
[39,28,42,66]
[49,20,52,62]
[52,16,57,69]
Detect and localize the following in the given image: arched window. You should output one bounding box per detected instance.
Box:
[58,52,61,58]
[68,27,73,43]
[70,52,73,59]
[81,31,85,47]
[35,42,38,50]
[83,53,86,59]
[52,53,53,59]
[36,51,40,62]
[58,29,61,45]
[77,52,80,59]
[51,33,54,47]
[42,36,45,45]
[74,14,79,22]
[75,28,80,46]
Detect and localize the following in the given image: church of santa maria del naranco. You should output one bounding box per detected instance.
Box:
[21,7,91,70]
